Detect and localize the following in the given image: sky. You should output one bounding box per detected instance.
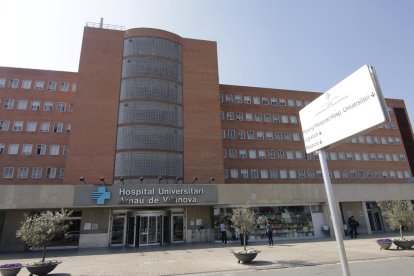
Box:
[1,0,414,124]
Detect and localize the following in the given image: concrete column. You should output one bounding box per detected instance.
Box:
[362,201,372,234]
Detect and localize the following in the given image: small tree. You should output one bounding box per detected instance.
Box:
[16,209,72,263]
[377,200,414,240]
[231,208,266,251]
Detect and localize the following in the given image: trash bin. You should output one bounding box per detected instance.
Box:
[322,225,330,236]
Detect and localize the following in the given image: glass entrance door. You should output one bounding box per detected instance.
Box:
[172,214,184,242]
[139,215,161,245]
[111,216,126,246]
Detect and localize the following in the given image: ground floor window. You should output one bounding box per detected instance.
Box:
[213,205,314,242]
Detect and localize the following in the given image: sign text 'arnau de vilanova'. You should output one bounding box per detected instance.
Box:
[119,187,205,205]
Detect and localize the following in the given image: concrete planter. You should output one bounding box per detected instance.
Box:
[26,263,59,275]
[393,239,414,250]
[232,251,260,263]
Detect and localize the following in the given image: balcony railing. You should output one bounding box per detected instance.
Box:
[86,21,125,31]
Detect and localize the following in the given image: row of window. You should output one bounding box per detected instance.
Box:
[2,167,65,179]
[220,94,309,107]
[0,77,76,92]
[0,121,71,133]
[221,111,399,130]
[0,143,67,156]
[224,168,412,180]
[222,129,402,146]
[2,99,73,112]
[223,149,407,162]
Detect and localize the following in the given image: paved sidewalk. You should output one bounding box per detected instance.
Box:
[2,235,414,275]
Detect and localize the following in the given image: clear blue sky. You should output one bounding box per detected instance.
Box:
[1,0,414,125]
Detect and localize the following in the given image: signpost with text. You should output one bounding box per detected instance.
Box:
[299,65,390,276]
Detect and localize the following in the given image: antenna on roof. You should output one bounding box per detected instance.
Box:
[100,17,104,28]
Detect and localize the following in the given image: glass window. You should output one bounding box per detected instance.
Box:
[295,151,303,159]
[26,121,37,132]
[37,144,46,155]
[238,130,245,139]
[253,96,260,104]
[47,168,57,179]
[3,167,14,178]
[244,96,251,104]
[44,101,53,111]
[54,122,63,133]
[281,115,289,123]
[226,112,234,120]
[249,149,257,159]
[0,120,10,131]
[71,83,77,92]
[261,169,268,178]
[257,131,264,140]
[50,144,60,155]
[264,114,271,122]
[34,81,44,90]
[236,112,244,121]
[31,101,41,111]
[225,94,233,103]
[273,114,280,123]
[275,132,282,141]
[230,169,238,179]
[9,79,19,88]
[4,99,14,109]
[228,130,235,139]
[293,133,301,141]
[268,150,275,159]
[290,116,298,124]
[60,168,65,178]
[0,77,6,88]
[8,144,19,154]
[17,167,29,179]
[258,150,266,159]
[288,99,295,107]
[239,149,247,159]
[0,143,4,154]
[224,169,228,179]
[17,100,28,110]
[48,81,57,91]
[223,149,227,158]
[289,170,297,178]
[271,98,278,106]
[240,169,249,179]
[279,99,286,106]
[235,95,242,103]
[13,121,23,131]
[277,150,285,160]
[255,113,262,121]
[251,169,259,179]
[334,170,341,179]
[266,131,273,140]
[280,170,288,179]
[60,82,69,92]
[32,167,43,179]
[40,122,50,132]
[270,169,278,179]
[22,80,32,89]
[229,149,237,158]
[262,97,269,105]
[247,131,255,139]
[22,144,33,155]
[245,113,253,121]
[287,151,294,160]
[296,99,303,107]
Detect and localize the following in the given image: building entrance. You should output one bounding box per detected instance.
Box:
[366,202,384,233]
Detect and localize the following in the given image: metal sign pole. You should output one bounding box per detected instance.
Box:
[318,150,350,276]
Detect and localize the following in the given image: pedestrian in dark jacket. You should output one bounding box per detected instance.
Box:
[348,216,359,238]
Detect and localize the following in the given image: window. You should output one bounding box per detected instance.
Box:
[251,169,259,179]
[373,136,380,144]
[247,131,255,139]
[226,112,234,120]
[31,101,41,111]
[0,120,10,131]
[240,169,249,179]
[262,97,269,105]
[277,150,285,160]
[49,144,60,155]
[60,168,65,179]
[44,101,53,111]
[296,99,303,107]
[281,115,289,123]
[40,122,50,132]
[48,81,57,91]
[381,137,388,144]
[9,79,19,88]
[297,170,305,179]
[229,149,237,158]
[253,96,260,104]
[230,169,238,179]
[261,169,269,179]
[271,98,278,106]
[32,167,43,179]
[239,149,247,159]
[235,95,242,103]
[273,114,280,123]
[334,170,341,179]
[257,131,264,140]
[249,149,257,159]
[245,113,253,121]
[255,113,262,121]
[359,171,366,178]
[47,168,57,179]
[385,153,392,161]
[37,144,46,155]
[5,99,14,109]
[392,153,399,161]
[389,170,396,178]
[295,151,303,160]
[338,152,345,160]
[66,123,72,132]
[355,152,361,161]
[268,150,275,159]
[293,133,301,141]
[13,121,23,131]
[0,143,4,154]
[0,77,6,88]
[26,121,37,132]
[307,170,315,179]
[17,100,28,110]
[228,130,235,139]
[258,150,266,159]
[290,115,298,124]
[236,112,244,121]
[56,102,66,112]
[358,136,365,144]
[270,169,278,179]
[3,167,14,178]
[17,167,29,179]
[223,149,227,158]
[8,144,19,155]
[330,152,337,160]
[395,137,401,145]
[400,154,407,161]
[225,94,233,103]
[244,96,251,104]
[280,170,288,179]
[266,131,273,140]
[22,80,32,89]
[274,132,282,141]
[221,129,226,139]
[289,170,297,178]
[34,81,44,90]
[60,82,69,92]
[279,99,286,106]
[71,83,77,92]
[287,151,294,160]
[350,170,357,179]
[223,169,228,179]
[22,144,33,155]
[288,99,295,107]
[377,153,384,161]
[366,136,372,144]
[238,130,245,139]
[283,132,291,141]
[346,152,353,160]
[264,114,271,122]
[54,122,63,133]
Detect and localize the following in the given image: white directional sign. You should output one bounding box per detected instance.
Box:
[299,65,390,154]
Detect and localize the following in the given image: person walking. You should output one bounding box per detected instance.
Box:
[220,221,227,244]
[348,216,359,238]
[266,220,274,246]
